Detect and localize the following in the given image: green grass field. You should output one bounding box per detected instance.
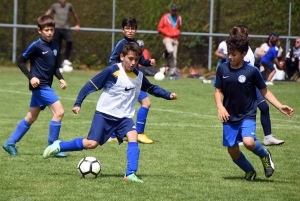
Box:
[0,67,299,201]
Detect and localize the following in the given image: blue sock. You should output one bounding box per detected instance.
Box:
[48,120,61,146]
[111,132,116,138]
[258,101,272,137]
[233,152,255,173]
[59,138,84,152]
[126,142,140,176]
[252,140,268,158]
[7,118,31,145]
[136,106,149,134]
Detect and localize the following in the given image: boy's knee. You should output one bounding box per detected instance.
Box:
[84,140,99,149]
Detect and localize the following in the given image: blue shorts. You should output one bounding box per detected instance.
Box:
[255,88,265,103]
[87,111,136,145]
[261,62,275,71]
[223,119,257,147]
[30,87,59,110]
[138,91,148,102]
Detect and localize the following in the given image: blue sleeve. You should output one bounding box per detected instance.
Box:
[109,40,124,65]
[140,73,172,100]
[74,66,114,107]
[138,54,151,66]
[22,41,37,59]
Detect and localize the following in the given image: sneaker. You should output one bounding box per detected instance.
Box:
[2,141,18,156]
[123,173,143,183]
[55,152,67,157]
[62,59,72,66]
[107,137,118,142]
[238,142,244,146]
[59,68,64,73]
[264,134,284,146]
[202,79,212,84]
[43,140,61,159]
[265,81,274,85]
[62,65,73,73]
[138,134,153,144]
[243,170,256,181]
[261,149,274,178]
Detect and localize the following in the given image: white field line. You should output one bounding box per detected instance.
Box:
[0,89,298,128]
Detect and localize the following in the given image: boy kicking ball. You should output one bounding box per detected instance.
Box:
[43,42,178,183]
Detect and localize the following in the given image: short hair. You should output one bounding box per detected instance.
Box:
[226,35,248,54]
[122,18,138,29]
[230,24,249,38]
[37,15,55,30]
[269,35,279,46]
[122,42,142,57]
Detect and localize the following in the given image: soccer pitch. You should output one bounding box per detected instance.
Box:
[0,67,299,201]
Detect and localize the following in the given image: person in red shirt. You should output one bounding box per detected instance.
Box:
[157,4,182,77]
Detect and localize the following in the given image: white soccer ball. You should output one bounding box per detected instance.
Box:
[62,64,73,73]
[77,156,101,178]
[154,72,165,81]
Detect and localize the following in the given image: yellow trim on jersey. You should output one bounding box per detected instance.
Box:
[113,70,119,77]
[89,80,99,90]
[112,68,137,78]
[126,71,137,78]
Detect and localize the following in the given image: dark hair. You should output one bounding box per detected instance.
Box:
[122,42,142,57]
[266,32,279,43]
[122,18,138,29]
[231,24,249,38]
[269,35,279,46]
[226,35,248,53]
[37,15,55,30]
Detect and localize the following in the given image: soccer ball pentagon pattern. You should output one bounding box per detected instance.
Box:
[77,156,101,178]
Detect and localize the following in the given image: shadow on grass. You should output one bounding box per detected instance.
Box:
[222,176,292,183]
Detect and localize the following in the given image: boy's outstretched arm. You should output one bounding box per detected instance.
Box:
[140,74,176,100]
[260,88,294,117]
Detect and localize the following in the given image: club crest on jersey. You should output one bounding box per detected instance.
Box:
[238,75,246,83]
[53,49,57,56]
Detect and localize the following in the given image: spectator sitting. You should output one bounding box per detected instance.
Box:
[285,38,300,81]
[214,40,227,70]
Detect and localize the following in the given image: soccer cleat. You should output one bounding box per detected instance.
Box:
[123,174,143,183]
[261,149,274,178]
[43,140,61,159]
[243,170,257,181]
[55,152,67,157]
[2,141,18,156]
[138,134,153,144]
[107,137,118,142]
[264,134,284,146]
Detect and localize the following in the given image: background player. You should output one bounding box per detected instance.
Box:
[108,17,155,144]
[2,15,68,157]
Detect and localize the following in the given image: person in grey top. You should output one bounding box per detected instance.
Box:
[45,0,80,71]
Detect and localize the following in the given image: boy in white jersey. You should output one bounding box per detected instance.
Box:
[43,42,178,183]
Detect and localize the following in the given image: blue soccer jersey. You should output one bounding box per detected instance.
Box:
[109,37,151,66]
[215,62,266,124]
[260,46,279,63]
[22,38,60,90]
